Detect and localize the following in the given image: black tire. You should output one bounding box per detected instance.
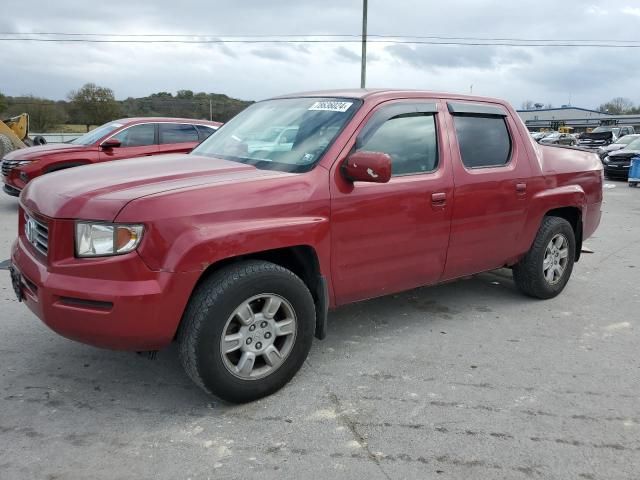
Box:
[0,134,13,159]
[32,135,47,146]
[513,216,576,299]
[178,260,315,403]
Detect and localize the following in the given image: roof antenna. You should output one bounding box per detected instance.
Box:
[470,84,473,94]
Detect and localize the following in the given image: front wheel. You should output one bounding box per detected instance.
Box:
[179,260,315,403]
[513,216,576,299]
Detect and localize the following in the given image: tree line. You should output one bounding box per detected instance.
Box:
[0,83,253,132]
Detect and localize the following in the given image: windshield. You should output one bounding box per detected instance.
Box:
[592,126,620,135]
[545,133,560,138]
[71,122,123,145]
[616,135,638,145]
[625,138,640,150]
[191,97,362,172]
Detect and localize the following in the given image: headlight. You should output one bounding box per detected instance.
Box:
[1,160,31,167]
[603,156,610,163]
[75,222,144,257]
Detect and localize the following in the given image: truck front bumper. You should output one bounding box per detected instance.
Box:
[3,184,21,197]
[11,237,199,351]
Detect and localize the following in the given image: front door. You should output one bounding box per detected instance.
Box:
[330,100,454,305]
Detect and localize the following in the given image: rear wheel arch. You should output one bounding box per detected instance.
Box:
[544,206,583,261]
[513,216,576,299]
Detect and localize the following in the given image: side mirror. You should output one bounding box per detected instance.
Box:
[342,150,392,183]
[101,138,121,149]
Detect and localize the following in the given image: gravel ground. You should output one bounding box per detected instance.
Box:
[0,181,638,480]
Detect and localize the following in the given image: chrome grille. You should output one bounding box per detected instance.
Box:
[1,159,22,176]
[24,212,49,256]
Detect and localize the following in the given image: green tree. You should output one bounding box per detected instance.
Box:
[68,83,121,130]
[0,92,6,114]
[176,89,194,99]
[22,96,67,131]
[3,96,67,132]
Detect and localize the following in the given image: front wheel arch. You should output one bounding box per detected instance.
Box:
[178,245,329,341]
[178,259,316,402]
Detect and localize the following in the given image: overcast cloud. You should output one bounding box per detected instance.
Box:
[2,0,640,109]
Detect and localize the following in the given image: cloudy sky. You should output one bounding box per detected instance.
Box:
[2,1,640,109]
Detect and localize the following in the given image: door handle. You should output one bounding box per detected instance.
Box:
[431,192,447,206]
[515,182,527,193]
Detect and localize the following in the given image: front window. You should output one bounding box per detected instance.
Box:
[592,126,620,135]
[111,124,156,147]
[191,97,361,172]
[358,114,438,175]
[71,122,123,145]
[616,135,637,145]
[625,138,640,150]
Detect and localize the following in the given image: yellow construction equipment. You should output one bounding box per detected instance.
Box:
[0,113,46,158]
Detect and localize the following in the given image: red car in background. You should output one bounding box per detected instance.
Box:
[1,117,222,196]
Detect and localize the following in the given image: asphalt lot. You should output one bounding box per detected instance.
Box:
[0,181,638,480]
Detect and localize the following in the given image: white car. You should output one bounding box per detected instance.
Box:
[597,134,640,159]
[246,126,299,155]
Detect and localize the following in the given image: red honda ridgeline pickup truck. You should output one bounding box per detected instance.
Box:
[10,90,602,403]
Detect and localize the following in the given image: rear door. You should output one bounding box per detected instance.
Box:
[158,123,200,154]
[99,123,159,161]
[441,101,533,280]
[195,125,218,143]
[330,100,454,305]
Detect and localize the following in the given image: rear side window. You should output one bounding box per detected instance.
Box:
[453,115,511,168]
[111,124,156,147]
[358,114,438,176]
[195,125,217,142]
[160,123,199,144]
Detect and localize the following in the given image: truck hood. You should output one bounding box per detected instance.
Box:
[579,132,614,142]
[3,142,95,160]
[608,148,640,160]
[21,154,283,220]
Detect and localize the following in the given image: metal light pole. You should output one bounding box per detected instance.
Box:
[360,0,368,88]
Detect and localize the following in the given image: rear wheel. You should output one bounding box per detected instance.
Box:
[513,216,576,299]
[179,260,315,403]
